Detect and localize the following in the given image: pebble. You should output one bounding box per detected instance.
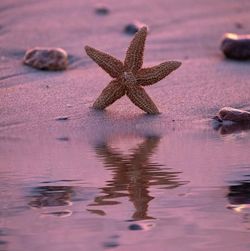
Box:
[55,116,69,121]
[43,210,72,217]
[23,47,68,70]
[128,223,143,230]
[95,6,110,15]
[221,33,250,60]
[103,241,119,248]
[235,22,243,29]
[124,22,148,35]
[216,107,250,123]
[56,136,70,141]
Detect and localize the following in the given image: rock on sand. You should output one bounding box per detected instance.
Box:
[23,47,68,70]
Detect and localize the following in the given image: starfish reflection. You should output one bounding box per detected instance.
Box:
[88,135,186,220]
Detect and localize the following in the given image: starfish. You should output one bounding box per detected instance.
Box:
[85,26,181,114]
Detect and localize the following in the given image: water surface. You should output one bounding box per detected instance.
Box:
[1,122,250,251]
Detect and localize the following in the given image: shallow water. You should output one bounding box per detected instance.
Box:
[1,122,250,251]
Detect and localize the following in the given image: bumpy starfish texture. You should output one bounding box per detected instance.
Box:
[85,27,181,114]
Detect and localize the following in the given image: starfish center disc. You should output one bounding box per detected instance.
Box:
[123,71,137,85]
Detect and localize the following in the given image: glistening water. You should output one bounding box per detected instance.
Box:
[1,122,250,251]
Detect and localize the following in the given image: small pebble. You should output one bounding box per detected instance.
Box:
[55,116,69,121]
[124,22,148,35]
[110,235,120,239]
[221,33,250,60]
[43,210,72,217]
[103,241,119,248]
[128,223,143,231]
[95,6,110,15]
[215,107,250,123]
[235,22,243,29]
[23,47,68,70]
[56,136,70,141]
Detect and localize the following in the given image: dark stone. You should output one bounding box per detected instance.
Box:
[128,223,143,230]
[56,136,70,141]
[23,47,68,70]
[55,116,69,121]
[124,23,147,35]
[103,241,119,248]
[217,107,250,123]
[95,6,110,15]
[43,210,71,217]
[235,22,243,29]
[221,33,250,60]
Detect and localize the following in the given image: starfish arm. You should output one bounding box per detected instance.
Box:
[85,46,124,78]
[93,80,126,110]
[124,27,147,73]
[136,61,181,86]
[126,86,160,114]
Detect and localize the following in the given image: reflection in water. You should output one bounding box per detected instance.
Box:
[88,135,186,220]
[213,121,250,135]
[0,229,8,251]
[228,180,250,205]
[227,175,250,228]
[28,186,75,208]
[27,185,79,217]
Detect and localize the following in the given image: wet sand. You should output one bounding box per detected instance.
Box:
[1,0,250,250]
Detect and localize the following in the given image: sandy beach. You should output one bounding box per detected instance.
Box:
[1,0,250,250]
